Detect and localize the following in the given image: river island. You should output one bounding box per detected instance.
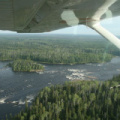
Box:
[9,60,44,72]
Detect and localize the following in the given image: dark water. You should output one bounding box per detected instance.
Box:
[0,57,120,119]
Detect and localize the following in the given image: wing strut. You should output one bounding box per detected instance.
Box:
[87,22,120,49]
[85,0,120,49]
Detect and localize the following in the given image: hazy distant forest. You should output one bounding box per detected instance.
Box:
[0,35,120,64]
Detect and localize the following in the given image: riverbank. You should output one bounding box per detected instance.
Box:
[0,55,115,73]
[1,56,114,66]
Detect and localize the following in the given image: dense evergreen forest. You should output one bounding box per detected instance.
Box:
[5,75,120,120]
[9,60,44,72]
[0,35,120,64]
[1,35,120,119]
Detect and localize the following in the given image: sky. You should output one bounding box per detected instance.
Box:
[0,16,120,36]
[51,16,120,36]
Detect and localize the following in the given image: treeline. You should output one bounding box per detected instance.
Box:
[5,75,120,120]
[9,60,44,72]
[0,36,119,64]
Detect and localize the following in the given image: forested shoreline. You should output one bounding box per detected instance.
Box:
[0,35,120,65]
[9,60,44,72]
[5,75,120,120]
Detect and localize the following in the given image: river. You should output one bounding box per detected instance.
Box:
[0,57,120,119]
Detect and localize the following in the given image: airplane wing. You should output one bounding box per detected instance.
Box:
[0,0,119,32]
[0,0,120,48]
